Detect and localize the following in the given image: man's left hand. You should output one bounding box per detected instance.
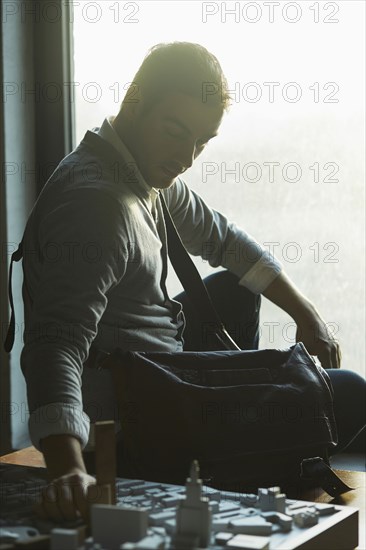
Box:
[295,315,341,369]
[262,271,342,369]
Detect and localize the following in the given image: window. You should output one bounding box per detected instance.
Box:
[72,1,365,375]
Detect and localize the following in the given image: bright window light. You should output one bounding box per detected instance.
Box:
[73,1,365,375]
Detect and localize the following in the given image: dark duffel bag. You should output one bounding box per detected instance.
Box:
[97,342,349,497]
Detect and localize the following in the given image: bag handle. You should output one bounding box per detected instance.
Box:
[159,191,240,351]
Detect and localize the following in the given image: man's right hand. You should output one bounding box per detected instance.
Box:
[35,433,95,521]
[36,469,96,522]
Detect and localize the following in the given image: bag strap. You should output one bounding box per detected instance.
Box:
[159,191,240,350]
[4,240,24,353]
[80,131,238,349]
[301,457,353,497]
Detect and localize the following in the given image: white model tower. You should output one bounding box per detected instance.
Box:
[175,460,212,548]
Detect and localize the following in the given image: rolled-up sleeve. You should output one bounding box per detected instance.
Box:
[164,178,282,294]
[21,189,128,450]
[28,402,90,450]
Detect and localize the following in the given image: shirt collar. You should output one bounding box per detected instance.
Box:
[97,116,159,206]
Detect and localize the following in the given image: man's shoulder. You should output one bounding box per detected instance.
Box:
[40,134,133,206]
[162,177,190,206]
[162,177,208,218]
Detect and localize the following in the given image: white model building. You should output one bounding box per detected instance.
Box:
[174,460,212,548]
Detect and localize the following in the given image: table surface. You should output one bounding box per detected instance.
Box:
[1,447,365,548]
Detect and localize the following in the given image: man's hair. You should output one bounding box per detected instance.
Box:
[124,42,231,114]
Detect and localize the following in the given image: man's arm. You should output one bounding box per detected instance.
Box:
[164,179,340,369]
[34,434,95,521]
[22,189,128,519]
[41,434,86,480]
[164,178,282,291]
[262,270,341,369]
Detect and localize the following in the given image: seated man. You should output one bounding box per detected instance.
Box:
[11,42,364,521]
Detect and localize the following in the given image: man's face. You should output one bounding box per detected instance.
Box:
[126,92,224,189]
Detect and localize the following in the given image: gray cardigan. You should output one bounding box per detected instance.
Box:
[19,117,282,450]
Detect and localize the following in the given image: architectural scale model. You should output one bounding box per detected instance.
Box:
[0,423,359,549]
[0,460,359,549]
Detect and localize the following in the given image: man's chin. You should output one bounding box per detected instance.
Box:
[154,179,177,190]
[149,166,179,189]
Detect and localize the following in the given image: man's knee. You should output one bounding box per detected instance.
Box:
[176,269,261,313]
[203,270,261,349]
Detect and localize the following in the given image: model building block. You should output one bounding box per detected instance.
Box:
[215,531,234,545]
[50,528,79,550]
[175,460,212,548]
[228,516,273,536]
[226,533,270,549]
[314,503,337,516]
[257,487,286,513]
[95,421,116,504]
[87,482,112,506]
[293,507,319,528]
[121,533,166,549]
[261,511,293,532]
[91,504,148,549]
[171,532,200,549]
[240,494,259,508]
[0,527,39,545]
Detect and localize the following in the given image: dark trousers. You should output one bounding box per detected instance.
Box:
[175,270,366,454]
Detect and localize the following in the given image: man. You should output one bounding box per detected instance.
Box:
[15,42,363,521]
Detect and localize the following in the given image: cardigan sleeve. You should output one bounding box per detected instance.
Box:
[163,178,282,294]
[20,189,129,449]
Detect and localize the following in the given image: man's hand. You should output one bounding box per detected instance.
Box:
[35,434,95,521]
[262,271,341,369]
[35,468,96,522]
[295,312,341,369]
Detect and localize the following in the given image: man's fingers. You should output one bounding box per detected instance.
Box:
[73,476,94,521]
[296,318,342,370]
[36,474,96,522]
[324,341,341,369]
[331,344,340,369]
[318,341,341,370]
[41,483,63,522]
[57,483,80,521]
[336,343,342,368]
